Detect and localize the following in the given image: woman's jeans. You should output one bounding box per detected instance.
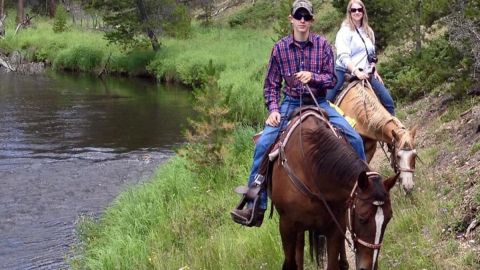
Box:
[248,95,366,210]
[326,68,395,115]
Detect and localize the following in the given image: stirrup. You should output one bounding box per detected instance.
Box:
[230,195,264,227]
[230,175,265,227]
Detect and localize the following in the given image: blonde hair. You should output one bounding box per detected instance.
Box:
[342,0,374,42]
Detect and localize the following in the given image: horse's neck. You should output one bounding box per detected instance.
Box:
[340,83,403,143]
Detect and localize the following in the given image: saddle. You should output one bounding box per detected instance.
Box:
[231,106,333,227]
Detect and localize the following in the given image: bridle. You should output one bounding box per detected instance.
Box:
[386,139,417,174]
[347,177,385,251]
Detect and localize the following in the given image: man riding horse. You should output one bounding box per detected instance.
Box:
[231,0,366,227]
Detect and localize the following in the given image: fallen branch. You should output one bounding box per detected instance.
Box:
[0,56,15,71]
[97,52,112,77]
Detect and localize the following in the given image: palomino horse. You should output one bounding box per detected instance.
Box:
[335,80,417,193]
[270,108,398,270]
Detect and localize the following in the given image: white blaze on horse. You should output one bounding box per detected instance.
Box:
[335,80,418,193]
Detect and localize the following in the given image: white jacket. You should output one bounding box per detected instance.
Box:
[335,25,376,72]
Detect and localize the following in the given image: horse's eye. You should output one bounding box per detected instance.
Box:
[359,216,368,224]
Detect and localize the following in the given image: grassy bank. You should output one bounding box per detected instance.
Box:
[71,29,478,270]
[72,99,479,269]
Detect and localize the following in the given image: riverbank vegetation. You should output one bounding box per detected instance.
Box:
[1,0,479,269]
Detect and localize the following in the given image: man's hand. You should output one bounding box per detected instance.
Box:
[295,71,313,84]
[266,111,281,127]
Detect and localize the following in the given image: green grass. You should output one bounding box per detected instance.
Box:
[73,116,480,269]
[0,17,156,76]
[148,26,274,125]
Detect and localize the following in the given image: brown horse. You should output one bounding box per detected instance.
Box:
[335,80,417,193]
[270,109,398,270]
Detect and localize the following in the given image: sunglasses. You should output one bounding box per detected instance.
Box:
[292,11,313,21]
[350,7,364,13]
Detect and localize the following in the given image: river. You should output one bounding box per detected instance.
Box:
[0,72,193,269]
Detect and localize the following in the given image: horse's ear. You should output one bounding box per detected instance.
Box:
[384,173,400,191]
[358,171,369,190]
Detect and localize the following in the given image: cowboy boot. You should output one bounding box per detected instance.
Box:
[231,174,266,227]
[231,207,266,227]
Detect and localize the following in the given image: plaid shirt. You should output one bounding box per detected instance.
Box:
[264,33,337,113]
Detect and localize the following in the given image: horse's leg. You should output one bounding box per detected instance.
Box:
[280,218,298,270]
[363,138,377,163]
[295,231,305,270]
[325,231,343,270]
[339,241,349,270]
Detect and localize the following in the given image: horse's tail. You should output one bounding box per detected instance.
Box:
[308,230,326,268]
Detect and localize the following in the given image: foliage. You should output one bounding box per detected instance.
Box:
[94,0,191,50]
[110,50,156,76]
[311,2,343,36]
[381,35,472,101]
[178,60,235,176]
[148,26,270,125]
[191,0,215,26]
[445,0,480,82]
[52,5,68,33]
[228,1,278,28]
[162,3,191,38]
[53,45,104,72]
[332,0,450,50]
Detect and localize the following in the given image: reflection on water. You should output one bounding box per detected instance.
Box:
[0,72,192,162]
[0,72,193,269]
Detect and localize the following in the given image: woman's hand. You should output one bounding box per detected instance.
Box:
[266,111,281,127]
[354,69,369,80]
[295,71,313,84]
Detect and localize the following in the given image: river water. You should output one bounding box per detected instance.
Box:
[0,72,193,269]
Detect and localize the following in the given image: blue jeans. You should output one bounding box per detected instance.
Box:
[326,68,395,115]
[248,95,366,210]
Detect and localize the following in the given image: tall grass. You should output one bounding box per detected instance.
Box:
[149,26,273,125]
[74,115,480,269]
[0,17,155,76]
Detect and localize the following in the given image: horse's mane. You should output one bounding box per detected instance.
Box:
[305,118,369,188]
[348,84,395,131]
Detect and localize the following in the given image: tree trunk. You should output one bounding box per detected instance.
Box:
[1,0,5,18]
[414,0,422,52]
[48,0,55,18]
[16,0,24,23]
[135,0,160,51]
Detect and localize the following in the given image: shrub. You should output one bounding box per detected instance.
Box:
[228,1,277,28]
[54,45,104,71]
[178,60,235,177]
[381,35,473,101]
[53,5,68,33]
